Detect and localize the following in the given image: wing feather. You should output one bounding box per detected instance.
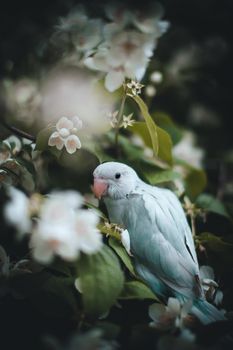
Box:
[126,186,202,299]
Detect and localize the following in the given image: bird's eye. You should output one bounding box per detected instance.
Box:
[115,173,121,179]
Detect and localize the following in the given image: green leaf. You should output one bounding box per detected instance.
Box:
[2,158,35,191]
[145,169,181,185]
[130,96,173,165]
[20,165,35,192]
[196,194,230,218]
[77,246,124,317]
[131,122,152,149]
[198,232,233,265]
[35,126,55,151]
[118,134,144,160]
[82,140,113,163]
[153,112,183,145]
[185,166,207,200]
[99,223,121,240]
[120,281,159,301]
[157,127,173,166]
[109,237,136,276]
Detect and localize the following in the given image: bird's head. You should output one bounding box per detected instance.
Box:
[92,162,139,200]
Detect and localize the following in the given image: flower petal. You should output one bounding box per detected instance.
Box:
[84,50,109,72]
[148,303,166,322]
[167,297,181,315]
[30,237,54,264]
[105,71,125,92]
[74,210,102,254]
[47,191,83,211]
[214,290,223,306]
[56,117,73,131]
[74,278,82,293]
[48,132,64,150]
[65,135,81,154]
[200,265,215,280]
[4,187,31,235]
[72,116,83,130]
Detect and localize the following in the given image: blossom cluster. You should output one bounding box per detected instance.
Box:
[54,3,169,92]
[4,187,102,264]
[3,78,41,126]
[148,265,224,331]
[48,116,83,154]
[149,297,192,331]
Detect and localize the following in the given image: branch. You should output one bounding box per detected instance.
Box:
[1,120,36,142]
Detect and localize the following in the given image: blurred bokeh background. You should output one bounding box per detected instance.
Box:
[1,0,232,186]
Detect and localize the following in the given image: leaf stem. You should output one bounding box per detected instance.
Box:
[114,88,127,155]
[190,213,196,238]
[1,120,36,142]
[184,196,197,238]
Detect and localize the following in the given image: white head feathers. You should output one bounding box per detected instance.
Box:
[93,162,139,199]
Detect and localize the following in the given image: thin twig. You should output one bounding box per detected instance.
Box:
[1,120,36,142]
[190,213,196,238]
[114,88,127,156]
[184,196,197,238]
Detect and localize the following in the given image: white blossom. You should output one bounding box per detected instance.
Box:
[4,187,31,235]
[73,209,102,254]
[30,220,78,263]
[30,191,102,264]
[149,298,192,330]
[84,30,155,92]
[173,132,204,168]
[126,80,144,96]
[3,79,41,126]
[107,110,119,128]
[200,265,223,306]
[4,136,22,154]
[40,68,115,135]
[105,2,170,37]
[48,116,82,154]
[121,114,135,129]
[55,7,103,54]
[72,19,103,53]
[56,6,88,32]
[105,3,131,28]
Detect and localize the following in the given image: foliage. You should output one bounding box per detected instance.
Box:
[76,246,124,317]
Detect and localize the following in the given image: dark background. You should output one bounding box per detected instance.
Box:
[0,0,232,152]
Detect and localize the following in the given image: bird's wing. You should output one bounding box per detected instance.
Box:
[127,185,202,299]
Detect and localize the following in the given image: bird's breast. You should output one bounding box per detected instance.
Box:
[105,194,152,253]
[104,197,129,226]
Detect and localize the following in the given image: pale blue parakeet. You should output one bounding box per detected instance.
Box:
[93,162,225,324]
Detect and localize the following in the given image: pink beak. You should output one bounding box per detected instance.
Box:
[92,178,108,199]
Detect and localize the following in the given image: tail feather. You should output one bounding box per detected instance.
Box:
[192,300,226,325]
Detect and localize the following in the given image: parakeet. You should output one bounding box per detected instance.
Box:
[92,161,225,324]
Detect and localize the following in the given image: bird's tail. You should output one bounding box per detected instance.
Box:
[192,299,226,325]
